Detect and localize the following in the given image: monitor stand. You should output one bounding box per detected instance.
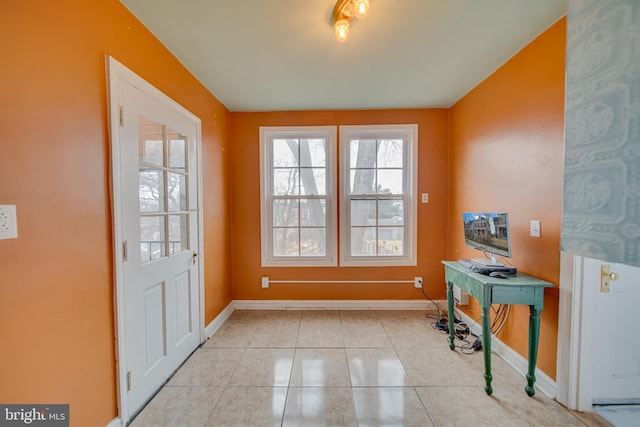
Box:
[471,253,504,267]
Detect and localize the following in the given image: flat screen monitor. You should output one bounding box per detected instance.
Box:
[462,212,511,266]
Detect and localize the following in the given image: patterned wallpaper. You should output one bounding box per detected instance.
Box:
[561,0,640,268]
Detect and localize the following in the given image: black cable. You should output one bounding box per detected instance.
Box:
[419,282,498,355]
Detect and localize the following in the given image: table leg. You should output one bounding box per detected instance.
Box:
[525,306,541,396]
[482,305,493,395]
[446,281,455,350]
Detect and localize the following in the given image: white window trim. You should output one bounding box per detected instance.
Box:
[260,126,338,267]
[339,124,418,267]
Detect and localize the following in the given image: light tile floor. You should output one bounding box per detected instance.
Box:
[131,310,590,427]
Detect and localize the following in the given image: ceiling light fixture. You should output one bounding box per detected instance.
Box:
[333,0,370,42]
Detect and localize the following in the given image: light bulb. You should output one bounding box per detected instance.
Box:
[335,19,349,42]
[354,0,370,19]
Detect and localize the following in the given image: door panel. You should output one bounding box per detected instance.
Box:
[588,258,640,403]
[175,271,192,344]
[143,281,167,371]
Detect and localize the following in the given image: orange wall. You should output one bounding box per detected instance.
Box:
[449,18,566,379]
[229,110,450,301]
[0,1,231,426]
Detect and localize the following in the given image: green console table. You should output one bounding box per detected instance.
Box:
[442,261,554,396]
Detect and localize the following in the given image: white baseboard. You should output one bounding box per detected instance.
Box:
[456,310,557,398]
[204,301,235,339]
[106,418,122,427]
[232,299,443,311]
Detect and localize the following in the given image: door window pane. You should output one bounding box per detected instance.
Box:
[168,215,188,255]
[139,168,164,212]
[168,131,186,170]
[167,172,187,212]
[140,216,166,263]
[139,117,164,166]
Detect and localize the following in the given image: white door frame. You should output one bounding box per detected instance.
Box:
[106,56,205,424]
[556,253,629,411]
[556,252,593,411]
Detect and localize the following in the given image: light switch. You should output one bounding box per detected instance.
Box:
[0,205,18,240]
[530,220,541,238]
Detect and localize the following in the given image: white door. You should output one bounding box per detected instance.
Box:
[585,258,640,404]
[108,57,203,420]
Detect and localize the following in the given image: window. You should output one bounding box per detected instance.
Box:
[260,126,337,266]
[339,125,418,266]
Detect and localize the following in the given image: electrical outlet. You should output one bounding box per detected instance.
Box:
[421,193,429,203]
[414,276,423,288]
[261,276,269,289]
[530,220,541,238]
[0,205,18,239]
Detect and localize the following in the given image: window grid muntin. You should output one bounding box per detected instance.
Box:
[340,125,417,266]
[138,116,190,263]
[347,137,408,258]
[261,126,336,266]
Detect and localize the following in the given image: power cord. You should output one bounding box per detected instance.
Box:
[419,281,506,355]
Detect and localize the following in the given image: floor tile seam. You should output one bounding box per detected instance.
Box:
[222,346,249,389]
[197,382,228,427]
[413,385,449,427]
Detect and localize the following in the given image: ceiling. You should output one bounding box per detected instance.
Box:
[120,0,567,112]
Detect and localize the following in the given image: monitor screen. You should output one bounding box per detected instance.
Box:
[462,212,511,259]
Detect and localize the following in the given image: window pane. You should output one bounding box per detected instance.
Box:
[377,169,403,194]
[377,139,403,168]
[350,169,376,194]
[300,168,325,195]
[273,228,298,256]
[300,199,326,226]
[167,172,187,211]
[139,168,164,212]
[379,227,404,256]
[350,139,376,168]
[300,138,325,167]
[138,117,164,166]
[273,168,299,195]
[168,215,188,255]
[140,216,166,263]
[273,138,298,167]
[351,227,376,256]
[300,228,326,256]
[273,199,299,226]
[168,131,186,170]
[351,199,375,226]
[379,199,404,225]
